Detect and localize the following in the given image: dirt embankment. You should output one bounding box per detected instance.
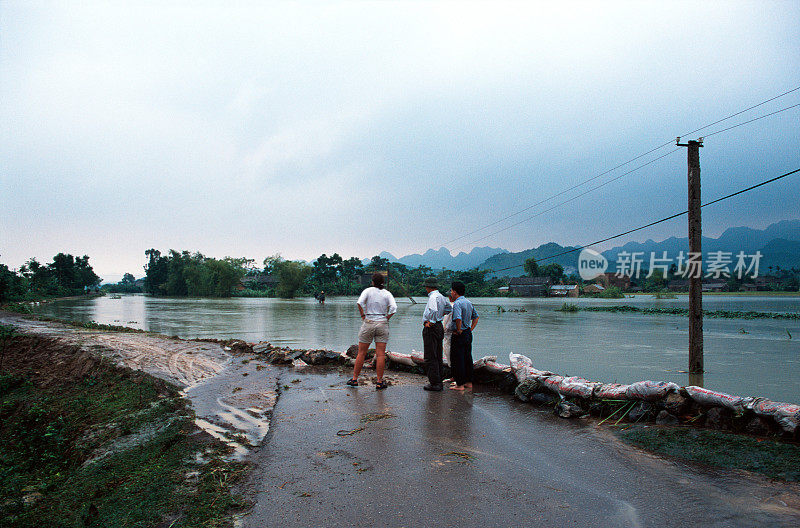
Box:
[0,312,281,460]
[0,312,229,389]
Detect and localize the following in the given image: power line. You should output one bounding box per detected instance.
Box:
[455,148,681,251]
[486,167,800,274]
[704,102,800,138]
[456,98,800,252]
[439,140,675,247]
[682,85,800,138]
[438,84,800,249]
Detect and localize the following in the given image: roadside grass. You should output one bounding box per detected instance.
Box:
[0,350,246,527]
[617,425,800,482]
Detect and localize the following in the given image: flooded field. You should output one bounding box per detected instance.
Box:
[33,294,800,403]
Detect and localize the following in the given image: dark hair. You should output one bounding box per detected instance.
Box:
[451,281,465,296]
[372,272,385,290]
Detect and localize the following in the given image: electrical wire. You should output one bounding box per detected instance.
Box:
[703,102,800,138]
[485,167,800,273]
[438,84,800,249]
[455,148,681,251]
[454,98,800,252]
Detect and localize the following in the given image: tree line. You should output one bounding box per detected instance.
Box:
[0,253,101,302]
[137,249,513,299]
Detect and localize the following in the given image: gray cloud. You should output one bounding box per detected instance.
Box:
[1,1,799,280]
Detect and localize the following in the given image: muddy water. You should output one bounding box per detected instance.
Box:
[34,294,800,402]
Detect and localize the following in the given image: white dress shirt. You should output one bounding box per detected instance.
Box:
[422,289,451,324]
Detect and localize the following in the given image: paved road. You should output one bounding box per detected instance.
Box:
[239,370,800,528]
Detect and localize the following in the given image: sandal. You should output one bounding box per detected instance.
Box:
[346,379,358,387]
[375,380,388,390]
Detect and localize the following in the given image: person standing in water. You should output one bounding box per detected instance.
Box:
[448,280,479,391]
[347,272,397,390]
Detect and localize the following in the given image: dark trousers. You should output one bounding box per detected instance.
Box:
[450,328,474,386]
[422,321,444,387]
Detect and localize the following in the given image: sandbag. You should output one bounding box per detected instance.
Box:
[387,350,415,367]
[512,366,532,382]
[509,354,547,382]
[625,380,679,401]
[509,353,533,370]
[685,386,749,413]
[749,398,800,433]
[557,376,597,399]
[595,383,630,400]
[473,355,498,369]
[540,375,564,394]
[410,349,425,365]
[484,361,511,374]
[514,378,542,402]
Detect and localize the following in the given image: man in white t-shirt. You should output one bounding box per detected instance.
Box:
[347,272,397,390]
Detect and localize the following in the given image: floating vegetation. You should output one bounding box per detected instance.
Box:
[653,292,677,299]
[575,305,800,320]
[556,302,580,313]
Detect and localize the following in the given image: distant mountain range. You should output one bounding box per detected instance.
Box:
[370,246,509,271]
[372,220,800,277]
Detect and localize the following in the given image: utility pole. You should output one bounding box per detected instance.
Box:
[677,137,704,374]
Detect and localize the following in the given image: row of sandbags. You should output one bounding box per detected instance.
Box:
[474,352,800,435]
[250,339,799,435]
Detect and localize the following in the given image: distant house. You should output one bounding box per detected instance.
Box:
[239,274,279,290]
[357,270,388,287]
[702,281,727,292]
[599,272,631,291]
[582,283,605,295]
[668,279,689,292]
[509,276,552,297]
[549,284,579,297]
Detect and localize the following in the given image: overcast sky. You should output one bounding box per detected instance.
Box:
[2,1,799,281]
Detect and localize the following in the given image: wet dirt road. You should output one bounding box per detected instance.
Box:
[240,371,800,528]
[4,313,799,527]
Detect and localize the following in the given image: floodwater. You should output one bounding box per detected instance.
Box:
[34,293,800,403]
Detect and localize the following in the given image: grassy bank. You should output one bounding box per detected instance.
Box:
[617,425,800,481]
[0,330,247,527]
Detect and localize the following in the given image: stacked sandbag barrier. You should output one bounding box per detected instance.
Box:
[243,340,798,439]
[493,352,800,439]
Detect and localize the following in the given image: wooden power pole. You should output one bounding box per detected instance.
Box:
[677,136,704,374]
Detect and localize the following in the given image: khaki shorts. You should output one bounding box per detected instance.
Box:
[358,319,389,344]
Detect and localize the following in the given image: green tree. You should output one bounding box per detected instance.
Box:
[0,263,25,302]
[367,255,389,272]
[540,263,564,281]
[74,255,100,289]
[121,273,136,285]
[340,257,364,295]
[524,257,540,277]
[144,249,168,294]
[49,253,76,291]
[165,250,191,296]
[644,269,668,292]
[274,260,311,298]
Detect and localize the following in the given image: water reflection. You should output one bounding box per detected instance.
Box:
[33,294,800,403]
